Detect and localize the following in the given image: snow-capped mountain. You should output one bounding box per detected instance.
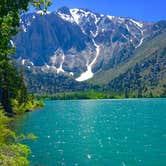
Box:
[14,7,155,82]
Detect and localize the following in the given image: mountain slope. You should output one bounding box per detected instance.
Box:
[13,7,152,80]
[90,29,166,85]
[12,7,166,95]
[91,30,166,97]
[24,69,91,94]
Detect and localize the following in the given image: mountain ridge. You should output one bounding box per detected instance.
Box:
[14,6,150,80]
[12,7,166,96]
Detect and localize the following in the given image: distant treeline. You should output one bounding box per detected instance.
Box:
[35,90,166,100]
[35,90,123,100]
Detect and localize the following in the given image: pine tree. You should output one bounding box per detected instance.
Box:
[0,0,51,113]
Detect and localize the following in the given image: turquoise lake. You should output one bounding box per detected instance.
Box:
[14,99,166,166]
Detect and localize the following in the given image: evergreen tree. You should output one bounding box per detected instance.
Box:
[0,1,51,165]
[0,0,51,113]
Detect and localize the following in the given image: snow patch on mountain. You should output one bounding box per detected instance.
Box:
[75,64,93,82]
[93,14,100,24]
[22,59,25,65]
[57,55,65,74]
[32,15,36,19]
[70,8,100,25]
[125,24,130,32]
[69,72,74,76]
[130,19,143,28]
[114,17,125,23]
[76,39,100,82]
[136,29,144,48]
[107,15,115,20]
[45,64,50,69]
[70,9,81,24]
[57,12,74,23]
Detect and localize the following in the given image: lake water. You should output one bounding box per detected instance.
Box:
[14,99,166,166]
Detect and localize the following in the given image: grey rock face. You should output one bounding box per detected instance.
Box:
[14,7,156,81]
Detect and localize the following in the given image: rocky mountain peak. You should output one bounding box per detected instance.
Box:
[13,7,157,82]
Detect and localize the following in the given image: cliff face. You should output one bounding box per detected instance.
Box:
[13,7,166,95]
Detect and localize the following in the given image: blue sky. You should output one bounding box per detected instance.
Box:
[42,0,166,22]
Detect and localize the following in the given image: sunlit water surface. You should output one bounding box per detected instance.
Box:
[14,99,166,166]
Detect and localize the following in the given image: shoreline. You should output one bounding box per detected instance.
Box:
[35,92,166,101]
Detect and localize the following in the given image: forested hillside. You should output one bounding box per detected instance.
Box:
[108,46,166,97]
[23,69,91,94]
[90,23,166,97]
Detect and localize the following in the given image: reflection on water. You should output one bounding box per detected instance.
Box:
[14,99,166,166]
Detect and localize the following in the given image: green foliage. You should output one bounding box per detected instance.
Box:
[36,90,124,100]
[0,0,50,113]
[25,71,91,94]
[32,0,52,14]
[0,144,30,166]
[0,0,30,59]
[0,106,15,144]
[107,46,166,98]
[0,61,28,113]
[0,0,31,113]
[11,94,44,114]
[0,0,51,165]
[0,106,31,166]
